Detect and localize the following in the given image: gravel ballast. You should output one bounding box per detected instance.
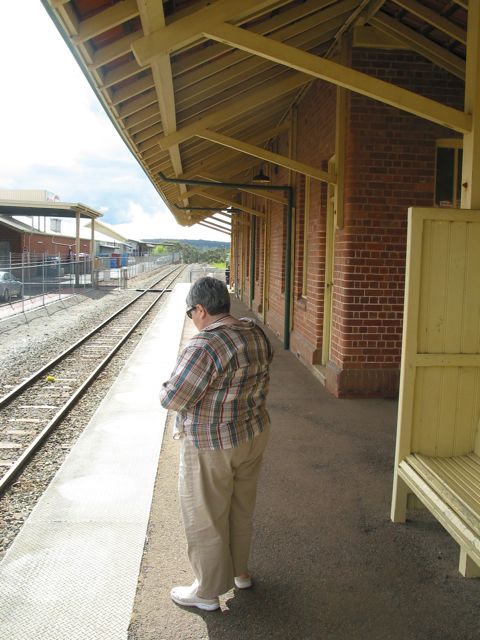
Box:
[0,266,190,558]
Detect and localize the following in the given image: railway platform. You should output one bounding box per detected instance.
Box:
[1,284,480,639]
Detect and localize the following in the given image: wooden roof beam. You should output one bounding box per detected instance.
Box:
[196,129,334,183]
[183,123,288,176]
[124,103,159,130]
[91,32,141,69]
[111,74,155,106]
[129,112,161,138]
[197,172,289,205]
[170,0,336,78]
[392,0,467,44]
[102,59,142,89]
[177,190,265,219]
[137,1,186,203]
[197,221,231,235]
[176,69,295,127]
[157,73,310,150]
[201,216,232,231]
[118,90,158,119]
[370,13,465,79]
[173,0,357,94]
[174,19,348,111]
[203,22,471,133]
[132,0,287,62]
[73,0,139,45]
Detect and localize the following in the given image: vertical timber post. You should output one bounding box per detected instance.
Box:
[461,0,480,210]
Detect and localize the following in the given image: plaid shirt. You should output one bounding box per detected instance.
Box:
[159,317,273,450]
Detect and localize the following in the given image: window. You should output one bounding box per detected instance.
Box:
[435,139,463,208]
[50,218,61,232]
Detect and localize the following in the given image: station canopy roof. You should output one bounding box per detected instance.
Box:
[42,0,468,235]
[0,200,103,220]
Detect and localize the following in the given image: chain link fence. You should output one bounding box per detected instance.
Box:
[0,252,180,312]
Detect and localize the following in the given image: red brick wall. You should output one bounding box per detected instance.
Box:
[0,228,92,257]
[327,50,464,396]
[28,233,91,257]
[235,51,464,397]
[290,81,336,365]
[0,226,22,253]
[266,195,287,341]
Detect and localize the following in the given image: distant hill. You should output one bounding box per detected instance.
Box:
[143,238,230,250]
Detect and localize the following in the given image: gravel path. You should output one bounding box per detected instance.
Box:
[0,265,191,558]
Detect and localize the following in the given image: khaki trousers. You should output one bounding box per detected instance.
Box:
[178,425,270,598]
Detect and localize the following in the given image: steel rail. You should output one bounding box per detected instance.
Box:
[0,265,185,496]
[0,264,182,408]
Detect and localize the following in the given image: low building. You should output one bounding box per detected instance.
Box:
[0,194,132,260]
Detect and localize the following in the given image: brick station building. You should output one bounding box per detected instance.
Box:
[233,49,465,397]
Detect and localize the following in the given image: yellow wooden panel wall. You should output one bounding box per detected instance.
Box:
[410,217,480,457]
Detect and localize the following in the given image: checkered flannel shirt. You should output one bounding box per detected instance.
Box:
[159,317,273,450]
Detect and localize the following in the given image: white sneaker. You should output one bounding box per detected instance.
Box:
[234,575,253,589]
[170,580,220,611]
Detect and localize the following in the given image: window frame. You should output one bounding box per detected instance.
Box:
[434,138,463,208]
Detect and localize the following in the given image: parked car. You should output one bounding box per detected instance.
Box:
[0,271,23,302]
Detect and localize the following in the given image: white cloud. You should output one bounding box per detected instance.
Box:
[111,202,229,242]
[0,2,124,172]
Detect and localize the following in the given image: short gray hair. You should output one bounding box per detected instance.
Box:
[186,277,230,315]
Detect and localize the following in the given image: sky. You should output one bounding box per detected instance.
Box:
[0,1,228,243]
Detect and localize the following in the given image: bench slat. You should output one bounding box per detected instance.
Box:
[398,460,480,567]
[415,454,480,502]
[421,457,480,508]
[407,453,480,538]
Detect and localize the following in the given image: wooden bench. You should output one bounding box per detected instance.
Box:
[398,453,480,577]
[391,207,480,578]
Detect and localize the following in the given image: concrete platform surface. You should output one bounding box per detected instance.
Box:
[129,297,480,640]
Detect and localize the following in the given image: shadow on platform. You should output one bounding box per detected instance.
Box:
[129,297,480,640]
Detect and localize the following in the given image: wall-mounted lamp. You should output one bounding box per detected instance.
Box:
[252,166,271,184]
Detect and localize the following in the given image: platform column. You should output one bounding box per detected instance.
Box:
[461,0,480,209]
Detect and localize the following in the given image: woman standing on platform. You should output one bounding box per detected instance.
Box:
[160,276,273,611]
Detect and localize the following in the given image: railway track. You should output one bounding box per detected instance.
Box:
[0,264,186,496]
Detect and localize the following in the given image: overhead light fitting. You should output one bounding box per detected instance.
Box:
[252,166,271,184]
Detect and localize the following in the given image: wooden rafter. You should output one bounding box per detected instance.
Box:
[392,0,467,44]
[177,190,266,219]
[173,0,348,92]
[157,73,310,150]
[132,0,292,62]
[101,60,141,89]
[197,221,231,235]
[196,129,334,183]
[91,32,141,69]
[118,89,157,119]
[137,1,185,203]
[370,13,465,79]
[182,123,289,178]
[73,0,139,45]
[111,74,155,106]
[202,22,470,133]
